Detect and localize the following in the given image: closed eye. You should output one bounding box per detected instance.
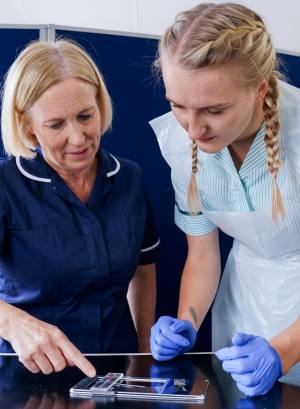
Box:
[206,108,224,115]
[48,121,63,130]
[78,114,92,121]
[170,102,184,109]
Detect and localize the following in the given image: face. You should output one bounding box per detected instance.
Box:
[162,58,267,153]
[27,77,101,177]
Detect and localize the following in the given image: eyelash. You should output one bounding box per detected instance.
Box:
[171,103,224,115]
[49,122,62,130]
[78,114,92,121]
[206,110,223,115]
[170,103,182,109]
[48,114,92,130]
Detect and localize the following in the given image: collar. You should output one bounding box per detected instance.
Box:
[16,149,121,183]
[210,124,267,180]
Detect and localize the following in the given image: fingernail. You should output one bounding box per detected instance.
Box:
[88,369,96,377]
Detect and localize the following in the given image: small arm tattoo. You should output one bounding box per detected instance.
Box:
[189,306,198,326]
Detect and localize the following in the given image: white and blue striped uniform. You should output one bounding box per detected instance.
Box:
[151,80,300,238]
[150,80,300,385]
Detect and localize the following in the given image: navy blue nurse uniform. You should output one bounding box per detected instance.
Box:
[0,149,159,353]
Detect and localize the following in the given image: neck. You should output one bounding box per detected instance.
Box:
[58,158,98,203]
[229,104,265,171]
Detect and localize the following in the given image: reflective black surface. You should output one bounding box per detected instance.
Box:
[0,354,299,408]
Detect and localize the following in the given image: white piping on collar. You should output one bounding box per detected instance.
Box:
[16,153,120,182]
[16,156,52,183]
[141,238,160,253]
[106,154,120,177]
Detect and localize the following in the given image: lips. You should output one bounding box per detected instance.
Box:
[197,136,215,142]
[67,148,88,154]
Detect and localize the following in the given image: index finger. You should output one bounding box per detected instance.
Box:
[58,338,96,377]
[161,327,190,348]
[215,345,248,361]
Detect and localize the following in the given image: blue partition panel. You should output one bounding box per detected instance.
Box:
[279,52,300,88]
[0,28,40,155]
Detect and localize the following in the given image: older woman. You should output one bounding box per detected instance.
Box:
[0,39,159,376]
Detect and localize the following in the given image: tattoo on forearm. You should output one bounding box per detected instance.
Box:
[189,306,198,326]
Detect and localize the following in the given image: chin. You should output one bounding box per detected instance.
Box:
[196,143,222,154]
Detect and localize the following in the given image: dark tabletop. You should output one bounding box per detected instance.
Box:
[0,353,299,409]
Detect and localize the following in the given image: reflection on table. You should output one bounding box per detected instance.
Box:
[0,353,299,408]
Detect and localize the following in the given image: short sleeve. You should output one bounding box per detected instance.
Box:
[150,111,217,236]
[172,172,217,236]
[139,193,160,265]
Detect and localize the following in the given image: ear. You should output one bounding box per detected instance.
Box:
[19,113,38,146]
[256,78,269,102]
[21,113,34,135]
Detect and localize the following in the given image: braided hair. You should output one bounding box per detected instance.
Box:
[156,3,283,219]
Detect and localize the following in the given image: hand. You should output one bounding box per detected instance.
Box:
[150,316,197,361]
[216,332,282,397]
[4,305,96,377]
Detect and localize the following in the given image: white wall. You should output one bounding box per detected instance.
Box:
[1,0,300,55]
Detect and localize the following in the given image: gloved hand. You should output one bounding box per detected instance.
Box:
[215,332,282,397]
[150,316,197,361]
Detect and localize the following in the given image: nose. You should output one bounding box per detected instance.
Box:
[187,113,207,141]
[67,121,86,146]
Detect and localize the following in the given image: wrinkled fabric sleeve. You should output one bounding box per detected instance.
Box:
[172,172,217,236]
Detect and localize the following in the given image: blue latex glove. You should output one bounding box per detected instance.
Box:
[216,332,282,397]
[150,316,197,361]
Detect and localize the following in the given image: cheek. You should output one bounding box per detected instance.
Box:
[172,110,187,131]
[38,134,64,154]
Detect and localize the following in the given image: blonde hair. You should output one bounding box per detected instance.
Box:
[157,3,284,219]
[1,39,113,159]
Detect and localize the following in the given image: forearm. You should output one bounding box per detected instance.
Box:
[270,317,300,374]
[178,257,220,330]
[177,230,221,331]
[0,300,23,341]
[127,263,156,352]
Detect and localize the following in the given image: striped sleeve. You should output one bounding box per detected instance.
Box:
[172,172,217,236]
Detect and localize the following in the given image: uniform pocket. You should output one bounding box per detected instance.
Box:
[102,213,144,282]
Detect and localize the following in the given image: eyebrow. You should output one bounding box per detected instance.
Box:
[43,107,95,124]
[165,96,229,109]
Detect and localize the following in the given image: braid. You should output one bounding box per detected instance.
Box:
[187,141,201,215]
[158,3,284,220]
[263,74,284,220]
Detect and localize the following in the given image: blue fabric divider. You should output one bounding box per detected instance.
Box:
[0,28,39,156]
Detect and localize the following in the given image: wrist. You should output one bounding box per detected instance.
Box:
[0,301,25,342]
[137,332,151,352]
[270,333,299,374]
[177,313,198,331]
